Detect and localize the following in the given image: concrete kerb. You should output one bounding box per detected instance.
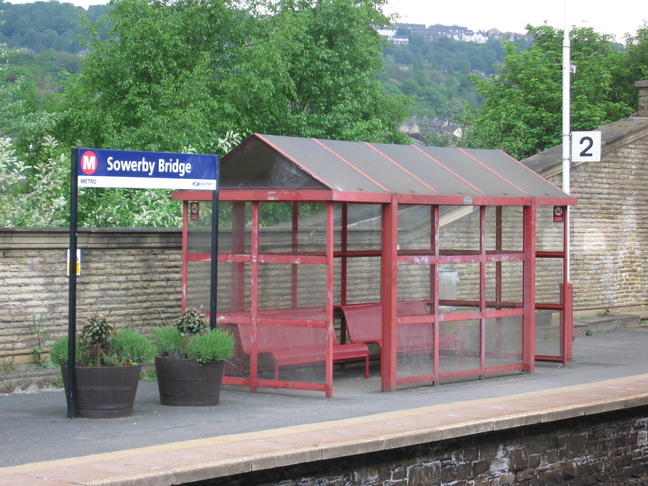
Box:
[3,375,648,486]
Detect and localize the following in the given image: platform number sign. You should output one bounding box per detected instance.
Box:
[571,131,602,162]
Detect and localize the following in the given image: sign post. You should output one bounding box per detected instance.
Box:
[67,148,218,418]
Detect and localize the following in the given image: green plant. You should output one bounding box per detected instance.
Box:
[187,330,235,364]
[175,308,207,337]
[150,325,185,359]
[1,345,17,373]
[152,309,234,364]
[586,329,596,336]
[28,314,54,369]
[81,314,114,364]
[109,329,155,366]
[49,315,154,367]
[597,309,611,317]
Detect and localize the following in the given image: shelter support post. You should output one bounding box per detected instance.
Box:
[523,203,537,373]
[381,198,398,392]
[325,202,335,397]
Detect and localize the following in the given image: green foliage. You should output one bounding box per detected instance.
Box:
[175,308,207,337]
[27,314,54,369]
[49,336,70,367]
[152,309,234,363]
[150,325,185,359]
[50,316,153,367]
[110,328,155,365]
[54,0,409,152]
[381,34,504,120]
[461,25,635,159]
[186,329,235,364]
[1,345,17,373]
[0,1,111,54]
[81,313,114,361]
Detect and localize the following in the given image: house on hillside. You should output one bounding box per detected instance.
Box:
[523,80,648,319]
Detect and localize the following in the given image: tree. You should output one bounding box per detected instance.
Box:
[54,0,409,153]
[461,25,634,160]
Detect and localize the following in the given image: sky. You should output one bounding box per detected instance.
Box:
[384,0,647,42]
[5,0,647,43]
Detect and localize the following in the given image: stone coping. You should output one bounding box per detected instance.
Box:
[2,374,648,486]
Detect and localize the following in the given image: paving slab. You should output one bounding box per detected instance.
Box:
[1,329,648,485]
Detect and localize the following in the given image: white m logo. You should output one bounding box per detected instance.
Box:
[80,151,98,174]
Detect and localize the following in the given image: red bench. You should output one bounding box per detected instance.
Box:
[335,301,463,357]
[229,321,370,380]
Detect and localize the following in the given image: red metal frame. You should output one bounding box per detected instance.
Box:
[175,185,573,396]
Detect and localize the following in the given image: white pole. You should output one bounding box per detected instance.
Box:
[562,0,571,281]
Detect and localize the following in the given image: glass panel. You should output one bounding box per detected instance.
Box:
[224,321,251,380]
[217,262,250,312]
[187,260,211,312]
[217,201,251,255]
[442,263,479,314]
[224,323,327,384]
[535,310,563,357]
[344,204,382,251]
[396,308,435,379]
[440,319,479,373]
[398,205,432,251]
[398,264,431,302]
[485,206,524,252]
[257,263,327,309]
[188,200,213,254]
[439,206,480,252]
[339,257,381,304]
[486,261,523,308]
[295,203,327,253]
[258,324,326,383]
[536,206,564,252]
[486,315,523,366]
[536,259,564,304]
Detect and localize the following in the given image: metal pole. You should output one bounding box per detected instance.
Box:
[67,148,79,419]
[562,0,571,280]
[209,158,220,330]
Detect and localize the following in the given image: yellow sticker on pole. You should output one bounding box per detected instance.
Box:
[67,249,81,276]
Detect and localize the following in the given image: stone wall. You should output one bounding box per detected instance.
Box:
[0,228,182,366]
[197,405,648,485]
[563,128,648,316]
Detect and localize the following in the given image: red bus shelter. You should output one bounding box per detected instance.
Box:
[173,134,576,397]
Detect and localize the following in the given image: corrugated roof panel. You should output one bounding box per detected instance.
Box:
[258,134,388,193]
[466,148,568,198]
[317,139,436,195]
[420,147,528,197]
[370,143,485,197]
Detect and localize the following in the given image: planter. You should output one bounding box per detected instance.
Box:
[62,365,141,419]
[155,356,224,406]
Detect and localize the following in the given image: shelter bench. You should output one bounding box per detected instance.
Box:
[228,320,370,380]
[335,301,464,357]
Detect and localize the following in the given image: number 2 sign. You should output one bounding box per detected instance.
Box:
[571,131,602,162]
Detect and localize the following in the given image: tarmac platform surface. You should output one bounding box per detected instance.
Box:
[1,328,648,485]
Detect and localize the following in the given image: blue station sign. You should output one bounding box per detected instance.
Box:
[77,148,218,190]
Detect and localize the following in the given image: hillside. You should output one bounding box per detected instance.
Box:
[0,1,521,139]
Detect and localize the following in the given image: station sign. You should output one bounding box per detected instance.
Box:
[571,131,602,162]
[77,148,218,190]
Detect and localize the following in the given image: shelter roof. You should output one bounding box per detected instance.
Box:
[218,134,574,204]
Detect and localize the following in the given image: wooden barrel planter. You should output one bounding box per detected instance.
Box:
[62,365,142,419]
[155,357,224,406]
